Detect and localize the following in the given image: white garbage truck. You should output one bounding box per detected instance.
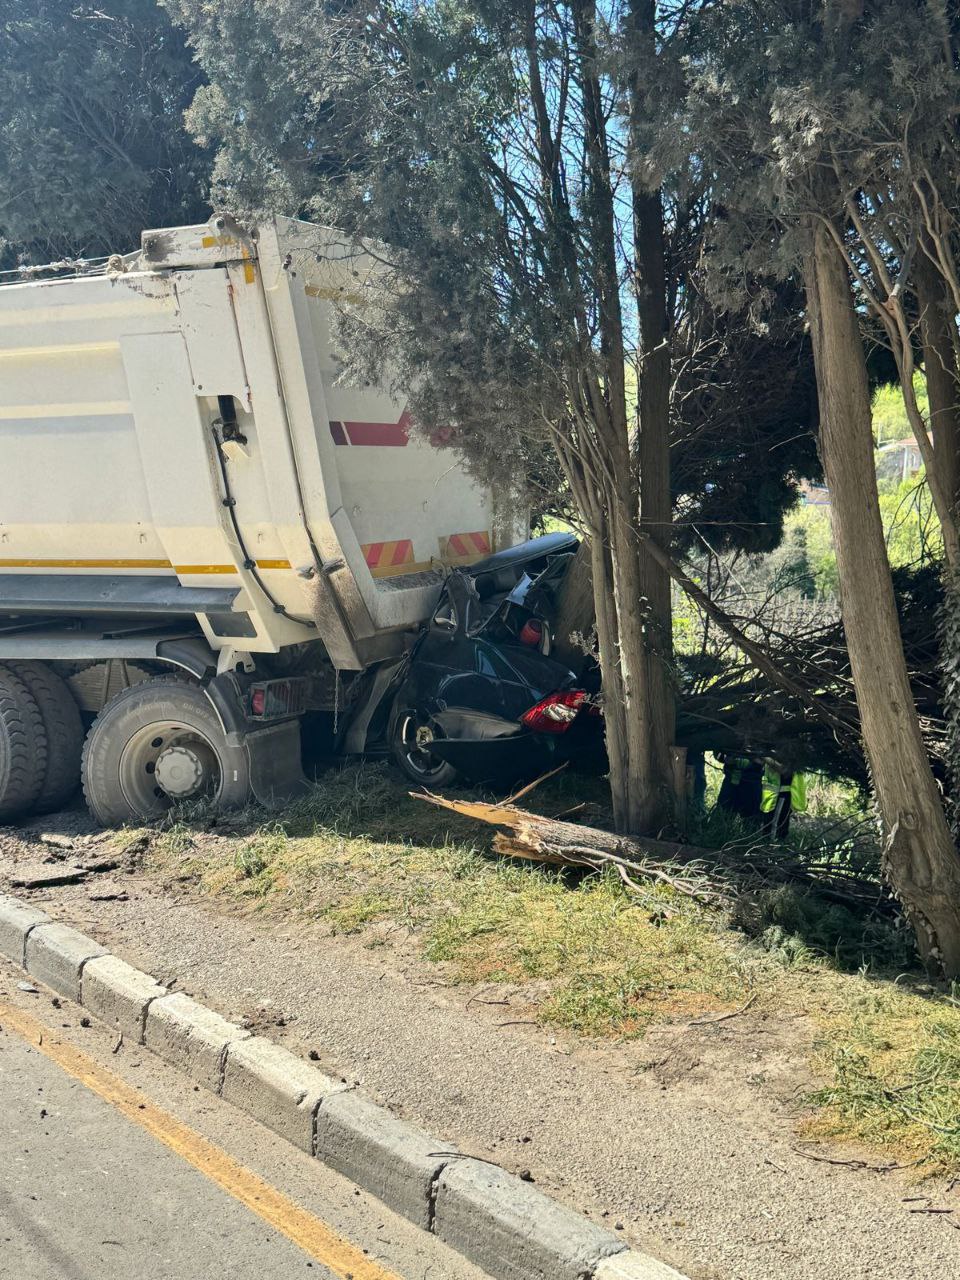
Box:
[0,216,521,825]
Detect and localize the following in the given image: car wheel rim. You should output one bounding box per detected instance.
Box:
[398,712,448,779]
[118,719,223,817]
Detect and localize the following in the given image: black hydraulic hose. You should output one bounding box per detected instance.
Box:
[210,426,317,631]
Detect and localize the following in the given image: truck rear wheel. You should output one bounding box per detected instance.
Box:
[3,662,83,813]
[81,676,251,827]
[0,667,48,821]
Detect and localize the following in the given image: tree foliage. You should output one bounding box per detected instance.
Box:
[171,0,692,831]
[0,0,209,262]
[660,0,960,973]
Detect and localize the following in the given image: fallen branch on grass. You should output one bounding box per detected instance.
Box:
[410,786,890,915]
[410,790,733,907]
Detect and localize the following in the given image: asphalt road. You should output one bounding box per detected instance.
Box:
[0,959,485,1280]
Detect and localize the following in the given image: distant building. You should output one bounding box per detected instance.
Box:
[798,436,925,510]
[876,437,923,486]
[799,479,830,507]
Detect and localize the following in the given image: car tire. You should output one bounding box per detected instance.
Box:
[390,701,459,788]
[82,675,251,826]
[3,661,83,813]
[0,666,48,821]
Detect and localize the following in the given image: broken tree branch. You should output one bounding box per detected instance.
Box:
[412,784,891,913]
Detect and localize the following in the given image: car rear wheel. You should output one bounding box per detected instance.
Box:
[390,704,459,788]
[82,676,251,826]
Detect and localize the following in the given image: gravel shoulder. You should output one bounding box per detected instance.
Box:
[1,812,958,1280]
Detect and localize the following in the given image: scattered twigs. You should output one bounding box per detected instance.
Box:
[793,1147,925,1173]
[689,992,757,1026]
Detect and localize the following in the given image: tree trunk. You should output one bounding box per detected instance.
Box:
[634,187,676,819]
[804,208,960,976]
[916,243,960,828]
[588,526,629,833]
[629,0,676,828]
[916,244,960,515]
[609,484,670,831]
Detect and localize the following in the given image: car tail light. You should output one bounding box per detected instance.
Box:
[520,690,587,733]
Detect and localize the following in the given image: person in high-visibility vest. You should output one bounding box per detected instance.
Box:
[716,753,763,821]
[761,763,807,839]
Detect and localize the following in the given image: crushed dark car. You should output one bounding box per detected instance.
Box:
[384,532,605,786]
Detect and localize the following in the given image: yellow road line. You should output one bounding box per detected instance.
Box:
[0,1002,400,1280]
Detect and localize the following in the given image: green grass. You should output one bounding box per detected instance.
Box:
[139,761,960,1171]
[808,981,960,1168]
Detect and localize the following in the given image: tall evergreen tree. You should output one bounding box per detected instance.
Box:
[662,0,960,973]
[171,0,684,834]
[0,0,209,262]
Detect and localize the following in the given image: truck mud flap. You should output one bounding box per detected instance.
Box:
[242,719,309,807]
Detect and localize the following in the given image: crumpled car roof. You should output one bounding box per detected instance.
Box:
[465,531,579,578]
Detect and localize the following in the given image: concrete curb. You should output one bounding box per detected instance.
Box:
[0,892,690,1280]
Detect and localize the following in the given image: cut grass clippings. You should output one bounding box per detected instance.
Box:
[136,761,960,1173]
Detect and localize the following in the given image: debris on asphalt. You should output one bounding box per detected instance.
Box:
[9,862,88,889]
[79,857,122,875]
[38,833,75,850]
[87,887,129,903]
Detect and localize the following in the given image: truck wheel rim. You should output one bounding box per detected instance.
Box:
[398,712,447,779]
[118,720,223,816]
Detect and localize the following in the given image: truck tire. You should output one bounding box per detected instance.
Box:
[3,662,83,813]
[0,667,48,821]
[81,676,251,827]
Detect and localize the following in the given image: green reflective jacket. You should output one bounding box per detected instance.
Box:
[760,767,807,814]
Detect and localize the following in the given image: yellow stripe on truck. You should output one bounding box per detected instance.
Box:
[0,557,175,570]
[200,234,256,283]
[0,558,292,574]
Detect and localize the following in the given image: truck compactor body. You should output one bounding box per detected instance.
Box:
[0,216,520,824]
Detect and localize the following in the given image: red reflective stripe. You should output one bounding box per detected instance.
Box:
[449,534,469,557]
[329,408,412,446]
[345,420,409,446]
[362,540,415,571]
